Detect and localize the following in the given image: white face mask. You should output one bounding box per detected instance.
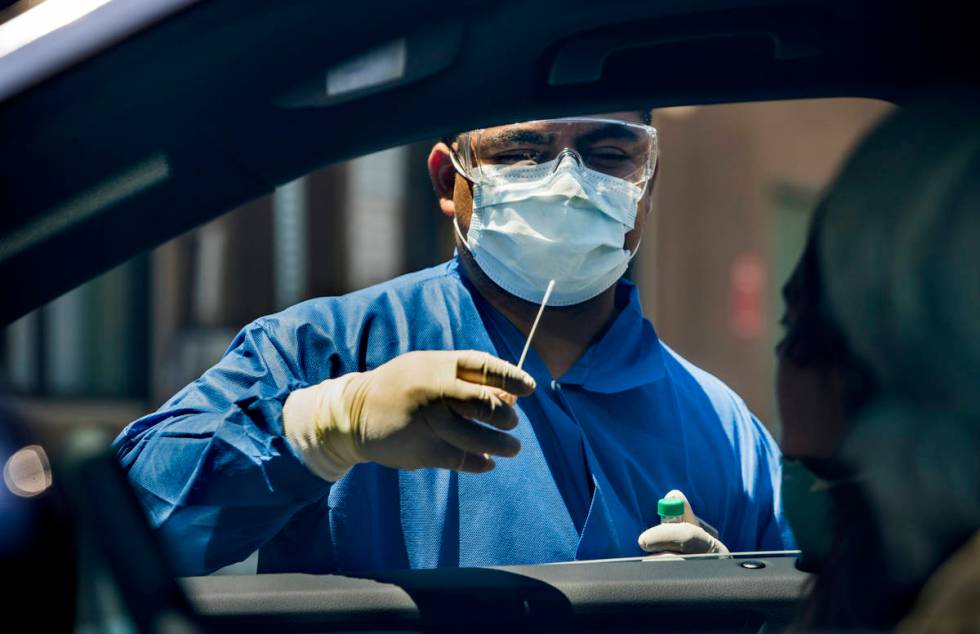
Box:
[455,154,645,306]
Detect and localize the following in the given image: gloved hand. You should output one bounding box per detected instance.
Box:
[637,490,730,555]
[283,350,536,481]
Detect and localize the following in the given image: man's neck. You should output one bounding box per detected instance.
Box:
[456,247,618,380]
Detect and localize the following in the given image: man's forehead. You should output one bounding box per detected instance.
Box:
[594,110,647,124]
[481,111,648,136]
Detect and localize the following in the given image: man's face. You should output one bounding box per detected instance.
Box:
[431,111,656,253]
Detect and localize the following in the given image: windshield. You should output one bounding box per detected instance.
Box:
[1,98,892,577]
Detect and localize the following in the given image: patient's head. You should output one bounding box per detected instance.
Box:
[775,209,874,462]
[786,86,980,629]
[818,87,980,589]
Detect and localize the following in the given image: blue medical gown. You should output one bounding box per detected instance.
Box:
[114,259,794,576]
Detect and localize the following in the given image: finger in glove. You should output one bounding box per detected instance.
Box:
[419,437,496,473]
[426,413,521,458]
[637,522,729,555]
[445,382,520,430]
[455,351,536,396]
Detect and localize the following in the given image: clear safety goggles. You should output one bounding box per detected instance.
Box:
[449,117,659,187]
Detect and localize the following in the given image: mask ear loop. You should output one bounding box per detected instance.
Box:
[448,142,476,249]
[625,146,658,257]
[453,215,467,246]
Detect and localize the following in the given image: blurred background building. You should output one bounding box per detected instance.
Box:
[0,98,891,441]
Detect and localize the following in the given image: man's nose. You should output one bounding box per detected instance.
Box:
[553,148,584,171]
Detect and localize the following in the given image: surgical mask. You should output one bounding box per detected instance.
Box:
[781,458,849,571]
[455,153,645,306]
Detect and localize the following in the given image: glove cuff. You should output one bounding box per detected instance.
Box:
[283,374,364,482]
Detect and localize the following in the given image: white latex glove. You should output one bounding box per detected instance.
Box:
[637,490,730,555]
[283,350,536,481]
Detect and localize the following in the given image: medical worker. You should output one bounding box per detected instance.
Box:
[115,113,793,576]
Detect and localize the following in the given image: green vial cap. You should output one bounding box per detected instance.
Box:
[658,497,684,518]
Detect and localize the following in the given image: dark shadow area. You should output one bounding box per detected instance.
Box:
[351,566,575,631]
[0,399,77,632]
[344,566,771,633]
[47,426,203,633]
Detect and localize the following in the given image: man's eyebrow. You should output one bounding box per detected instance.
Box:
[578,123,641,145]
[482,129,553,147]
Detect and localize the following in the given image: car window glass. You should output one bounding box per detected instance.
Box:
[0,97,893,574]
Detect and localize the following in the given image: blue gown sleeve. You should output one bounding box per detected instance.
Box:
[112,319,333,576]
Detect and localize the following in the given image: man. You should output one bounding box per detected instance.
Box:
[115,112,793,576]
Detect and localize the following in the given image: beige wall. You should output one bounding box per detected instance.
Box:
[636,98,892,433]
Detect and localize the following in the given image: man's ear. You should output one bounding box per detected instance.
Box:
[428,142,457,217]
